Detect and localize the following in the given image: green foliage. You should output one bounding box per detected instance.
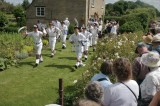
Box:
[0,32,33,69]
[0,11,8,27]
[119,21,143,33]
[105,0,160,16]
[0,1,14,13]
[68,24,74,34]
[22,0,30,10]
[42,39,49,46]
[0,27,18,33]
[13,6,26,27]
[0,58,6,71]
[15,50,28,59]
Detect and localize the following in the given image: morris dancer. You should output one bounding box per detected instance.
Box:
[81,26,92,60]
[69,26,86,68]
[60,21,68,49]
[91,23,99,51]
[25,25,45,66]
[44,22,61,57]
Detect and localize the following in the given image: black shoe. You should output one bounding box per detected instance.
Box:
[40,60,43,63]
[62,46,66,49]
[85,57,87,60]
[74,65,78,69]
[33,63,38,68]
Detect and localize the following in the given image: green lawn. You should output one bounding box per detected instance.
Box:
[0,41,92,106]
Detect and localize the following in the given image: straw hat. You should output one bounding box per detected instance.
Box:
[141,51,160,67]
[142,35,153,44]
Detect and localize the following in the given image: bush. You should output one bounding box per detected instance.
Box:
[0,11,8,27]
[22,45,33,53]
[68,24,74,34]
[119,21,143,33]
[15,50,28,59]
[42,39,49,46]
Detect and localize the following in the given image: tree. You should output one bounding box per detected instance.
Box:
[22,0,30,10]
[13,5,26,27]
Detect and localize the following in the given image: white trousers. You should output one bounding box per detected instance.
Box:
[75,45,83,60]
[83,41,89,51]
[49,37,56,51]
[61,34,67,43]
[35,42,43,55]
[92,37,98,45]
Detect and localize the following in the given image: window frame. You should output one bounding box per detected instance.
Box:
[36,7,45,17]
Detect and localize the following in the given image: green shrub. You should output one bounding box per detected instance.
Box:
[68,24,74,34]
[22,45,33,53]
[15,50,28,59]
[0,58,6,71]
[42,39,49,46]
[119,21,143,33]
[0,11,8,27]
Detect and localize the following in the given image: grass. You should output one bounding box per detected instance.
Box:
[0,40,93,106]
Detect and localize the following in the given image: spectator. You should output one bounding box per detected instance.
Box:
[133,42,150,85]
[103,58,139,106]
[140,51,160,102]
[142,34,153,51]
[149,91,160,106]
[85,81,103,104]
[91,60,112,88]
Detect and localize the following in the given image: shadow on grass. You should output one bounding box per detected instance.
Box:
[45,64,76,72]
[58,57,76,60]
[16,61,35,67]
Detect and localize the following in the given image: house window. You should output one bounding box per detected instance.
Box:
[36,7,45,17]
[91,0,95,8]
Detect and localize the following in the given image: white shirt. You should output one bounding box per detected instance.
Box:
[81,31,92,42]
[27,31,43,44]
[64,19,70,27]
[61,25,68,35]
[111,25,117,35]
[98,25,102,32]
[90,27,98,38]
[140,67,160,100]
[103,80,139,106]
[91,72,112,88]
[69,32,86,46]
[45,27,60,38]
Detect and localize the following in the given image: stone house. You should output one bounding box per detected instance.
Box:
[26,0,105,29]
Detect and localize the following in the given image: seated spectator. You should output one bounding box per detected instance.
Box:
[140,51,160,101]
[133,42,150,85]
[149,91,160,106]
[85,81,103,104]
[102,58,139,106]
[91,60,113,88]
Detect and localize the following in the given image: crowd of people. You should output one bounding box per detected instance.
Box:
[76,31,160,106]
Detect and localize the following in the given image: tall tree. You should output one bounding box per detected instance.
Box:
[22,0,30,10]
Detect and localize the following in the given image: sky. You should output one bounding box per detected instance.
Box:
[4,0,160,11]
